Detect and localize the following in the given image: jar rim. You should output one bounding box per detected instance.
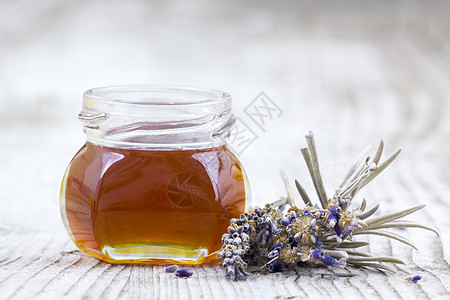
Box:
[84,85,231,106]
[80,85,234,150]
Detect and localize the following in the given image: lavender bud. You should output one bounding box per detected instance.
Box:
[336,258,346,268]
[222,234,229,242]
[273,243,283,250]
[268,250,279,259]
[405,275,422,283]
[268,260,283,273]
[226,265,235,275]
[238,266,248,276]
[176,268,193,278]
[165,265,179,273]
[330,205,342,215]
[311,249,325,260]
[280,218,290,226]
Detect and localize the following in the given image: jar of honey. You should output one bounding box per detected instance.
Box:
[60,85,249,264]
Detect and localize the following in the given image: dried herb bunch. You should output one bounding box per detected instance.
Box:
[218,131,438,280]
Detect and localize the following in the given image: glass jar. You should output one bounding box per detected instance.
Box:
[60,85,250,264]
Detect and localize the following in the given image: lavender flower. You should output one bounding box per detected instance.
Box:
[165,265,179,273]
[405,275,422,283]
[280,218,290,227]
[176,268,193,278]
[217,132,438,281]
[268,260,283,273]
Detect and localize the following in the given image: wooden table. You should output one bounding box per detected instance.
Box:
[0,0,449,299]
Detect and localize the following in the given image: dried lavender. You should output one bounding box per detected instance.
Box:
[165,265,179,273]
[176,268,194,278]
[405,275,422,283]
[218,131,438,280]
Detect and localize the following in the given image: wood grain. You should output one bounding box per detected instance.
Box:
[0,0,449,299]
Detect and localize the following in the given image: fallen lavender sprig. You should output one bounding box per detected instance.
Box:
[218,131,439,280]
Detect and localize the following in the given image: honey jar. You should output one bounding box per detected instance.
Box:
[60,85,249,264]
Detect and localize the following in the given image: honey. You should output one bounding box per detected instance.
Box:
[61,142,246,264]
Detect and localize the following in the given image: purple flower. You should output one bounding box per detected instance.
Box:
[176,268,194,278]
[334,224,342,236]
[268,243,282,259]
[315,236,323,247]
[405,275,422,283]
[350,221,361,229]
[288,235,298,247]
[330,205,342,216]
[343,226,354,235]
[327,213,343,236]
[311,250,343,268]
[322,255,336,266]
[327,214,338,227]
[311,249,326,260]
[273,243,283,250]
[268,249,279,259]
[336,258,346,268]
[268,260,283,273]
[255,208,263,217]
[165,265,179,273]
[337,197,349,210]
[280,218,290,226]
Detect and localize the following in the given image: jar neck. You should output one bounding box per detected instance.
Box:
[79,85,234,150]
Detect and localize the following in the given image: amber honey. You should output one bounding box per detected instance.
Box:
[60,142,246,264]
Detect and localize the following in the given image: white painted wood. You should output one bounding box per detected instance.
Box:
[0,0,449,299]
